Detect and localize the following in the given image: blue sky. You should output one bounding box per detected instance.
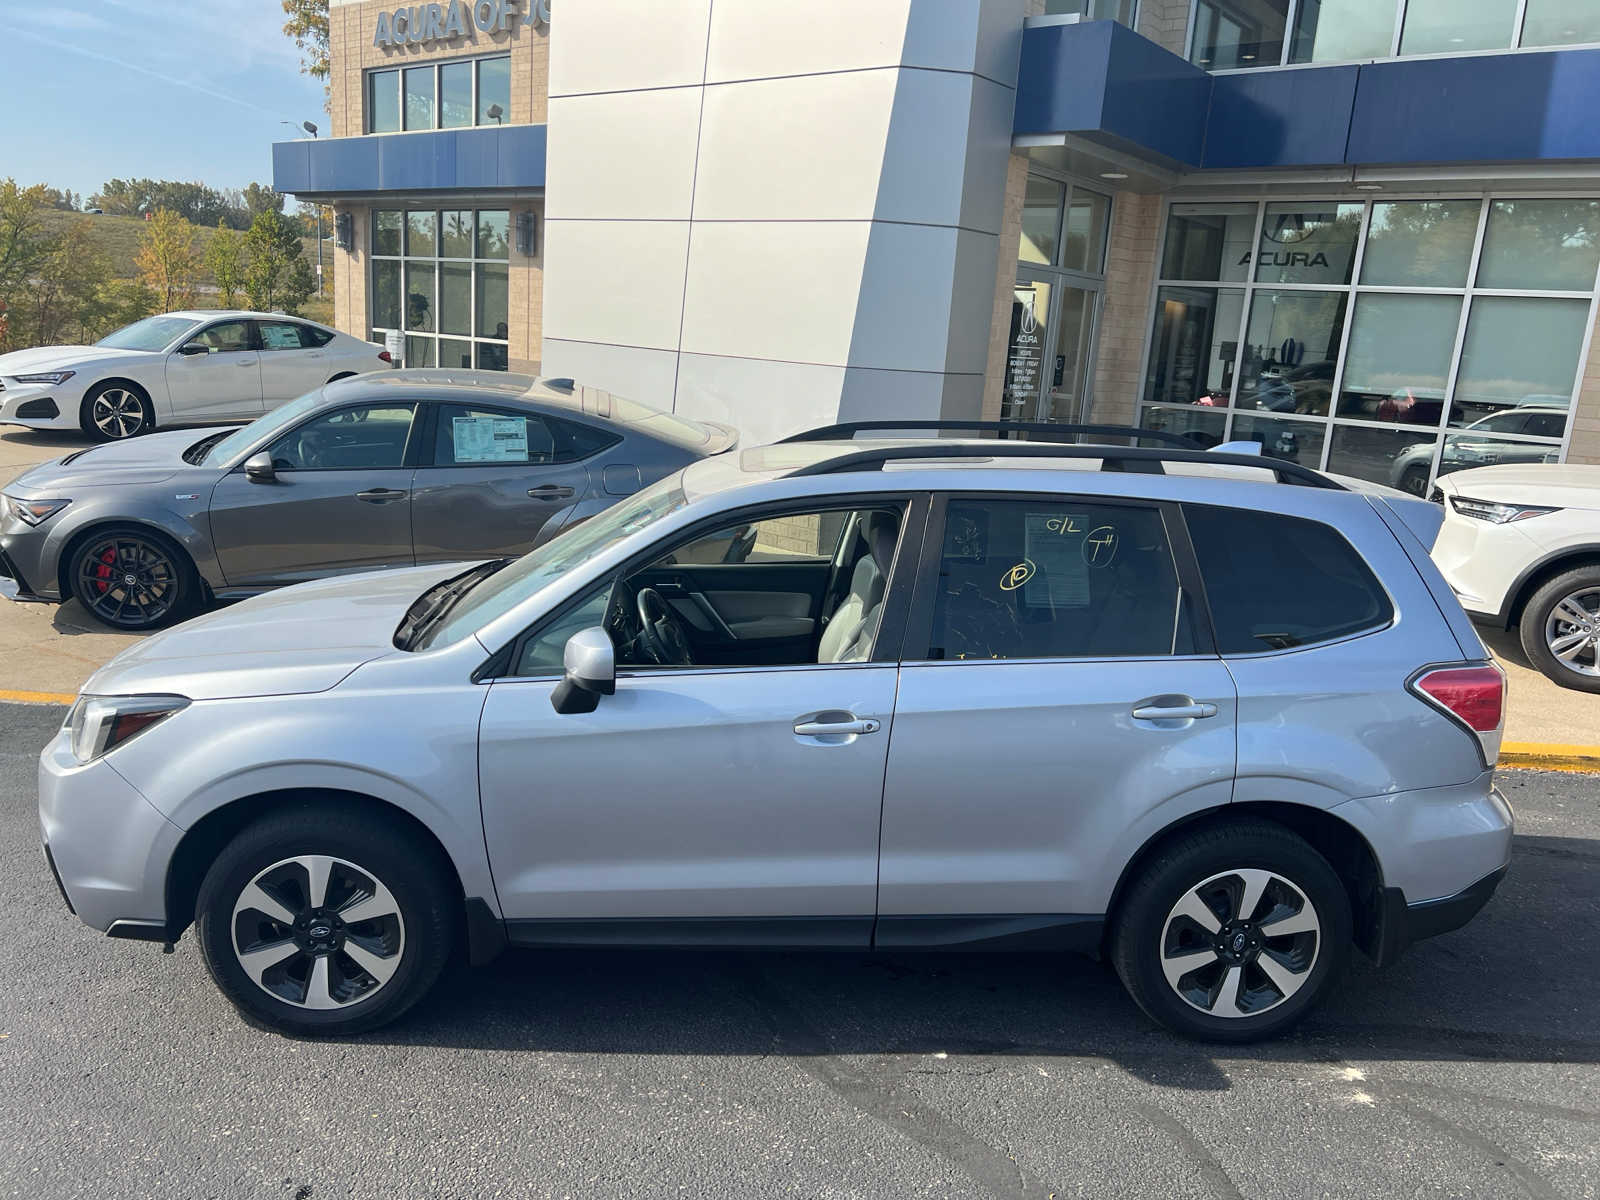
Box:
[7,0,326,203]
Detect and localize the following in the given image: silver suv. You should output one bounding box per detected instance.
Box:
[39,424,1512,1041]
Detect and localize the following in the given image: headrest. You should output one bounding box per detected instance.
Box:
[863,510,899,573]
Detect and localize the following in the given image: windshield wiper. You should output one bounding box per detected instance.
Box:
[183,430,234,466]
[394,558,511,651]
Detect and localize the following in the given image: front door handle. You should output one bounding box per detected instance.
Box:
[1132,699,1218,721]
[528,484,576,499]
[356,488,408,503]
[794,715,881,737]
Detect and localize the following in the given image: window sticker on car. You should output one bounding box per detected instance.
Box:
[1023,512,1092,607]
[453,415,528,463]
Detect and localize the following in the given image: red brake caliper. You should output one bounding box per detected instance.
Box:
[94,546,115,595]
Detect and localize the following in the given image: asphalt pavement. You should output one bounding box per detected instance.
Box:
[0,701,1596,1199]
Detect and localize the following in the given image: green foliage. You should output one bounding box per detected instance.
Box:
[205,221,245,308]
[243,182,284,220]
[134,209,201,313]
[89,178,281,231]
[282,0,331,93]
[243,210,317,314]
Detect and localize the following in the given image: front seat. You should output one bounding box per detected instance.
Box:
[817,511,899,663]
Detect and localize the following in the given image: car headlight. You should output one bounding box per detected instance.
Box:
[64,695,188,764]
[12,370,75,385]
[1450,496,1559,524]
[3,495,70,526]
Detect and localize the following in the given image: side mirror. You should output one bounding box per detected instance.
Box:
[178,342,210,357]
[550,627,615,714]
[243,452,276,484]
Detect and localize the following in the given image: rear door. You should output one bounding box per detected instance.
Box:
[207,400,420,588]
[257,320,334,406]
[875,492,1238,942]
[409,402,607,563]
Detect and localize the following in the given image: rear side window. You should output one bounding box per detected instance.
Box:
[432,404,619,466]
[1185,506,1393,653]
[924,498,1194,661]
[301,325,336,348]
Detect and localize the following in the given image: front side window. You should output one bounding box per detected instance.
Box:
[1186,505,1392,653]
[267,404,417,472]
[191,321,255,353]
[923,499,1189,662]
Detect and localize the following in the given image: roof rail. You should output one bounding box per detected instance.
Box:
[786,442,1346,489]
[779,419,1197,448]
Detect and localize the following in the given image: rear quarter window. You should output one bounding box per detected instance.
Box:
[1184,505,1393,653]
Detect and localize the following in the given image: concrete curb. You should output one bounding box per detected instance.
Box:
[1499,742,1600,773]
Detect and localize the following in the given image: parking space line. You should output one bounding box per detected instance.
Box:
[0,689,76,706]
[1500,741,1600,772]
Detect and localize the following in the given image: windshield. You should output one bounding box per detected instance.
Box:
[201,390,325,467]
[415,475,691,650]
[96,315,201,352]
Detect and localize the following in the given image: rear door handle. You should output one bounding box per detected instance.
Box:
[356,488,407,503]
[794,715,881,737]
[528,484,575,499]
[1132,699,1218,721]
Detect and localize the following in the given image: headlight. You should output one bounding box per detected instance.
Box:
[12,370,75,385]
[64,695,188,764]
[1450,496,1559,524]
[3,495,70,526]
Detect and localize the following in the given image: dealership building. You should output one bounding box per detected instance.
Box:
[275,0,1600,494]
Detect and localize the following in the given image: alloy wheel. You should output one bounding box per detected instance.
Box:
[230,855,406,1011]
[90,388,147,439]
[76,536,179,627]
[1159,868,1321,1018]
[1544,588,1600,678]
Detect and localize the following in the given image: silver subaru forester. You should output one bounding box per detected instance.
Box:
[39,426,1513,1041]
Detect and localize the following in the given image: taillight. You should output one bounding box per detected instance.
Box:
[1410,663,1505,766]
[378,350,393,363]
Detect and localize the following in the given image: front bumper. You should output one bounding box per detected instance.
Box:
[0,386,73,428]
[37,726,183,934]
[0,542,49,602]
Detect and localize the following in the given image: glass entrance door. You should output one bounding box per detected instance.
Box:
[1045,282,1099,423]
[1004,271,1101,423]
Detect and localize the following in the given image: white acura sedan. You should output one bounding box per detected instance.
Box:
[0,311,391,441]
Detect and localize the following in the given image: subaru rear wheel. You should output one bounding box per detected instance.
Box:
[1111,819,1351,1042]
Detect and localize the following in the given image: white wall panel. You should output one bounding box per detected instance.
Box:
[547,0,712,96]
[675,353,848,444]
[541,339,680,410]
[875,70,985,230]
[541,219,690,350]
[706,0,913,82]
[546,89,704,221]
[849,223,964,373]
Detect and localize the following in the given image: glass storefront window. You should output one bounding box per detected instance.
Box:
[371,261,401,330]
[403,66,435,131]
[405,336,437,369]
[1253,204,1361,285]
[1142,403,1226,448]
[406,212,437,257]
[1231,412,1328,467]
[1161,206,1254,282]
[478,56,512,125]
[1191,0,1288,68]
[1360,201,1479,288]
[372,211,403,257]
[373,208,515,371]
[1337,293,1461,421]
[439,263,472,337]
[1063,189,1110,274]
[1045,0,1136,20]
[405,263,435,333]
[1327,425,1441,491]
[477,211,511,260]
[439,338,475,370]
[476,264,510,340]
[1145,286,1244,408]
[1021,177,1064,266]
[1401,0,1518,55]
[368,70,400,134]
[441,211,474,259]
[1290,0,1397,63]
[1453,296,1589,424]
[1521,1,1600,47]
[440,62,473,129]
[1238,290,1346,415]
[1003,282,1051,422]
[1437,430,1563,484]
[1477,199,1600,291]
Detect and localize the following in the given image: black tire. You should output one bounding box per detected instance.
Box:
[66,524,201,631]
[1110,818,1351,1043]
[79,380,154,441]
[195,804,456,1037]
[1398,464,1430,497]
[1519,566,1600,693]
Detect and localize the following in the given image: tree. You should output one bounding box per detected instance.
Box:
[243,209,316,313]
[17,220,115,345]
[135,208,200,312]
[282,0,331,100]
[243,183,284,221]
[0,180,51,351]
[206,221,245,308]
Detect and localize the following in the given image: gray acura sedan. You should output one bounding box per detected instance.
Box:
[0,370,735,630]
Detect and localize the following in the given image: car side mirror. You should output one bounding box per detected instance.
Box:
[551,627,615,715]
[178,342,210,357]
[243,452,276,484]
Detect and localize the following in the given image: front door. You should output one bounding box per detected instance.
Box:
[1006,271,1102,425]
[208,400,420,588]
[875,494,1237,938]
[476,498,921,942]
[164,318,264,422]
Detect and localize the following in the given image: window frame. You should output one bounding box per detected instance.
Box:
[364,51,513,135]
[418,401,622,469]
[257,400,426,474]
[898,491,1217,666]
[481,492,933,681]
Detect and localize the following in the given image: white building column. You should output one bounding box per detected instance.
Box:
[541,0,1025,444]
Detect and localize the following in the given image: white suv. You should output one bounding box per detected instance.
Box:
[1433,463,1600,690]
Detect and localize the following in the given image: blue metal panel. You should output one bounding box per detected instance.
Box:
[1203,65,1358,169]
[1349,48,1600,165]
[1015,20,1114,138]
[272,126,547,196]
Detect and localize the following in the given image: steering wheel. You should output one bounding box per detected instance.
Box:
[635,587,694,666]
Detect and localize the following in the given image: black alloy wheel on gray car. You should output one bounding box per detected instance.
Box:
[80,381,153,441]
[1111,818,1351,1042]
[66,526,199,631]
[195,806,455,1036]
[1520,565,1600,693]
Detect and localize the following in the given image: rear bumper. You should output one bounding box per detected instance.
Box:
[1373,865,1508,967]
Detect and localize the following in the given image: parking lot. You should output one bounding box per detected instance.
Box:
[0,698,1595,1198]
